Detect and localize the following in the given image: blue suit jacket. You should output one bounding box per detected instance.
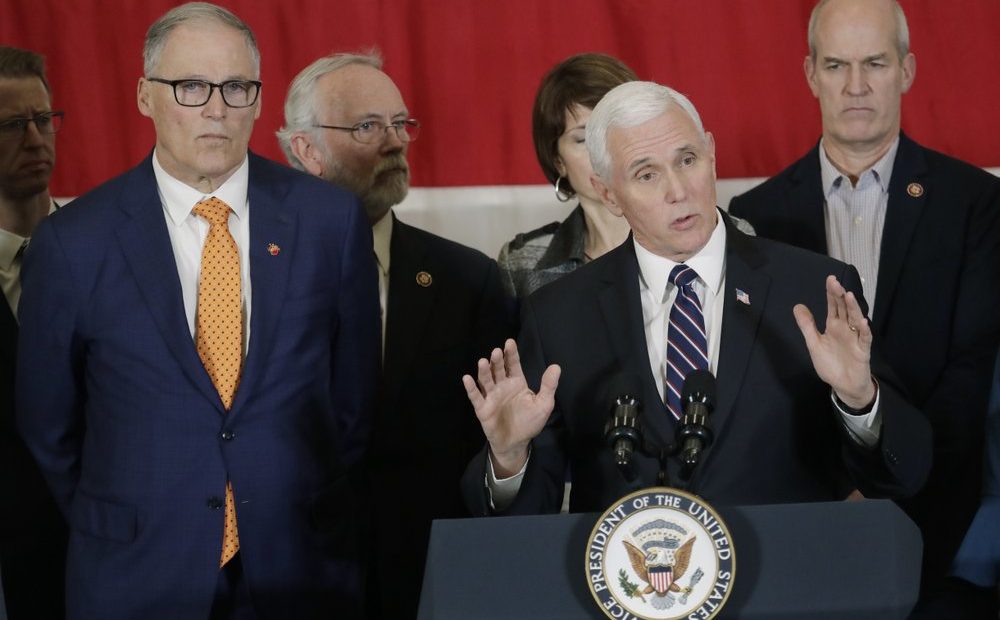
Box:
[16,153,380,619]
[951,348,1000,588]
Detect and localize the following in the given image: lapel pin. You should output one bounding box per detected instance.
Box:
[267,243,281,256]
[415,271,433,287]
[735,288,750,306]
[906,182,924,198]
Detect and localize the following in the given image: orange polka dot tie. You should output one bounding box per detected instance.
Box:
[193,197,243,568]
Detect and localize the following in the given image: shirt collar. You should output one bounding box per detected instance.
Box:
[633,209,726,301]
[0,201,57,270]
[819,136,899,197]
[372,209,393,276]
[152,150,250,226]
[0,228,26,271]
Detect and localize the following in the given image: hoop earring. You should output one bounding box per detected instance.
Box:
[554,176,573,202]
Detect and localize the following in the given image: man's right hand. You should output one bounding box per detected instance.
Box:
[462,339,561,477]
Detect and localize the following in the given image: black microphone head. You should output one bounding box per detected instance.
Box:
[607,372,642,407]
[681,369,716,409]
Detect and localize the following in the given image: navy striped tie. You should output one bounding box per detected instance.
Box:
[665,264,708,420]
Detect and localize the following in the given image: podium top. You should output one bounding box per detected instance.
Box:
[419,499,921,620]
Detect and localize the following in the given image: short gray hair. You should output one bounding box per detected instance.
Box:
[586,81,706,180]
[276,52,383,170]
[143,2,260,77]
[808,0,910,60]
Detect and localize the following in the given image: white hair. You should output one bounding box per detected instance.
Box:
[586,81,706,180]
[808,0,910,59]
[276,52,383,170]
[143,2,260,77]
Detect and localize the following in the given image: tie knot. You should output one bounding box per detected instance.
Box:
[669,264,699,289]
[193,197,233,226]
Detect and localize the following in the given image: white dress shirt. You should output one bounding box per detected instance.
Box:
[0,229,28,318]
[152,151,252,352]
[0,201,58,319]
[372,211,393,356]
[634,212,727,397]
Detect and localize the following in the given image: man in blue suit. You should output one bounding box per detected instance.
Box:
[16,3,379,619]
[951,348,1000,616]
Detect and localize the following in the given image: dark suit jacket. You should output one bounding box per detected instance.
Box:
[463,214,931,516]
[16,153,380,620]
[1,299,67,619]
[951,347,1000,588]
[365,216,514,619]
[729,133,1000,584]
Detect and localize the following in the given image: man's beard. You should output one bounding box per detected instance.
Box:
[361,153,409,221]
[323,151,409,223]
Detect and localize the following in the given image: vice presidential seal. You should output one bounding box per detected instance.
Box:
[585,488,735,620]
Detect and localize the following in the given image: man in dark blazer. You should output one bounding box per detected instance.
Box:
[728,1,1000,605]
[16,5,379,619]
[279,52,514,618]
[0,45,67,619]
[462,80,930,519]
[950,347,1000,617]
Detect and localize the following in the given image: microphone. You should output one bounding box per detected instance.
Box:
[604,374,643,483]
[677,369,717,476]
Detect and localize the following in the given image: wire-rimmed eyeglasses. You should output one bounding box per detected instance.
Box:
[314,119,421,145]
[146,77,262,108]
[0,111,64,141]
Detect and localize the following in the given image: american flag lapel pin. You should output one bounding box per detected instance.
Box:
[735,288,750,306]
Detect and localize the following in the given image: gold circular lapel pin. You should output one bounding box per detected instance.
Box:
[415,271,433,287]
[907,182,924,198]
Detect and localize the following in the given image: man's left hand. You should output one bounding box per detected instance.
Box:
[793,275,877,409]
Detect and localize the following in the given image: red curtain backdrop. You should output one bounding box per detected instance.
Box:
[3,0,998,197]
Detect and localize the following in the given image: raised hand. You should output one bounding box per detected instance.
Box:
[462,339,561,477]
[793,275,877,409]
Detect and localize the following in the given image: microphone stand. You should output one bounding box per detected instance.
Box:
[652,441,689,492]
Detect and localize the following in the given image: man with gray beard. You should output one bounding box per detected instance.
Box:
[279,52,515,619]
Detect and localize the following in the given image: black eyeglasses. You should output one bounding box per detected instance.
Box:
[0,111,64,141]
[147,77,262,108]
[314,119,421,145]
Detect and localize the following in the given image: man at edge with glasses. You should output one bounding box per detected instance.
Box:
[14,4,380,619]
[0,45,68,620]
[278,52,514,619]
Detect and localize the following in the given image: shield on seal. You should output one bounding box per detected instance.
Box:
[648,565,673,595]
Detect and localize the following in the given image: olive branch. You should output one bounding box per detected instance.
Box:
[618,569,645,602]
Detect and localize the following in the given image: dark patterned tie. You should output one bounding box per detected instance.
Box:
[665,264,708,420]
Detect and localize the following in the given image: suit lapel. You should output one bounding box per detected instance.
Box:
[786,145,829,255]
[871,134,926,332]
[115,158,224,410]
[597,239,672,448]
[231,155,295,413]
[0,302,16,373]
[383,218,434,408]
[705,217,770,468]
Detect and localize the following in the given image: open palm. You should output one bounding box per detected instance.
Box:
[462,339,561,476]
